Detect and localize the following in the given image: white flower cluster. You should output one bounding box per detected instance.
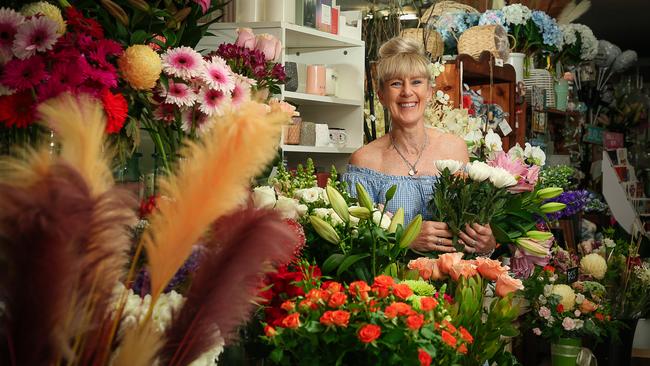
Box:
[508,143,546,166]
[435,159,517,188]
[634,262,650,286]
[252,186,309,220]
[428,61,446,83]
[559,24,598,60]
[502,4,532,25]
[580,253,607,280]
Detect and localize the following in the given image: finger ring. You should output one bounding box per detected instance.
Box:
[437,238,442,245]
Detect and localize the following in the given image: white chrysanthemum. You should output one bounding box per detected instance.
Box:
[435,159,464,174]
[580,253,607,280]
[467,161,491,182]
[488,166,517,188]
[551,284,576,310]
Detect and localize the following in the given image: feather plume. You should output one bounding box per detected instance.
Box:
[159,208,298,366]
[112,319,162,366]
[144,101,286,300]
[0,163,95,365]
[557,0,591,24]
[0,148,54,188]
[36,93,114,197]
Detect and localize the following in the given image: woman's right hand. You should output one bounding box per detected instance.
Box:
[409,221,456,252]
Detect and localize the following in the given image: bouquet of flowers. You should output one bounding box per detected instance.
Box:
[558,23,598,65]
[408,254,523,366]
[261,264,472,366]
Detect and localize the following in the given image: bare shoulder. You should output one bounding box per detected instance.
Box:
[431,130,469,163]
[349,135,390,170]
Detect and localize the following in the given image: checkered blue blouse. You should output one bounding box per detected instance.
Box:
[342,165,440,225]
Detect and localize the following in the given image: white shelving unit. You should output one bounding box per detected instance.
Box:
[197,21,365,172]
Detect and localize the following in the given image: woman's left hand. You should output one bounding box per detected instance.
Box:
[459,223,496,255]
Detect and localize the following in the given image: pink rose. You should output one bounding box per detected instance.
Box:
[235,27,256,50]
[437,252,464,275]
[255,33,282,61]
[562,317,576,331]
[449,261,478,281]
[532,327,542,336]
[495,273,524,297]
[475,257,509,281]
[538,306,551,319]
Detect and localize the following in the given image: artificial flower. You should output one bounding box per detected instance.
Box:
[100,89,128,134]
[551,284,576,310]
[162,46,204,81]
[12,15,59,59]
[21,1,66,34]
[580,253,607,280]
[118,44,161,90]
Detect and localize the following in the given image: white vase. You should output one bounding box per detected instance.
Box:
[507,52,525,83]
[236,0,264,22]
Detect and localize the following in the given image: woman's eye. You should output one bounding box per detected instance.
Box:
[391,81,402,87]
[412,79,423,85]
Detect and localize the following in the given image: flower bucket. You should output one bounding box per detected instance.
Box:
[551,337,581,366]
[507,52,525,83]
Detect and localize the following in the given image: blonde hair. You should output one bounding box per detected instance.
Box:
[376,37,431,89]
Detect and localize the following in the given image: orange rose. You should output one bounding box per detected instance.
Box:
[441,330,457,347]
[280,300,295,312]
[357,324,381,343]
[580,299,598,314]
[299,299,317,310]
[449,261,478,281]
[373,275,395,287]
[368,299,379,312]
[307,288,330,303]
[349,280,371,299]
[442,320,457,334]
[281,313,300,329]
[393,283,414,300]
[418,349,432,366]
[495,274,524,297]
[384,302,413,319]
[437,252,464,275]
[328,292,347,308]
[420,297,438,311]
[331,310,350,327]
[457,343,468,354]
[459,326,473,343]
[320,311,334,326]
[406,314,424,330]
[264,325,277,337]
[475,257,509,281]
[323,281,343,294]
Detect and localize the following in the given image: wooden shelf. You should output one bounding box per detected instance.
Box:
[283,91,363,106]
[455,52,516,85]
[281,145,358,153]
[545,108,581,116]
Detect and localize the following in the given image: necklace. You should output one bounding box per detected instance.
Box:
[390,131,428,176]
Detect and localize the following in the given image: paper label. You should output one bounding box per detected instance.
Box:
[498,119,512,136]
[567,267,579,283]
[321,5,331,25]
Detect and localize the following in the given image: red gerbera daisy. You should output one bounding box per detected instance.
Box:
[100,89,128,134]
[0,92,36,128]
[65,7,104,39]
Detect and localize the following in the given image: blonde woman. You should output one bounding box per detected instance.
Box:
[343,37,496,255]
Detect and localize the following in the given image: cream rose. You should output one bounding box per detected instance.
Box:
[252,186,276,209]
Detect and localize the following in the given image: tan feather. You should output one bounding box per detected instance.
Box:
[557,0,591,24]
[112,319,162,366]
[36,93,114,197]
[144,101,286,301]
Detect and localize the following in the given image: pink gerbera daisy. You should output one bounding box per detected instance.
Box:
[198,87,230,116]
[161,46,204,81]
[0,7,24,63]
[12,16,59,59]
[201,56,234,92]
[230,76,251,107]
[181,109,213,134]
[160,80,196,107]
[1,55,45,91]
[153,103,177,124]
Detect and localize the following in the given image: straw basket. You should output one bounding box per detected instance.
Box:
[400,28,444,59]
[420,1,478,23]
[458,25,510,60]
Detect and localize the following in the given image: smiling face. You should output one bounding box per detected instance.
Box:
[378,75,432,128]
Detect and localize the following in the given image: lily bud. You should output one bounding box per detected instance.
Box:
[515,237,551,257]
[540,202,566,213]
[526,230,554,241]
[348,206,371,220]
[399,214,422,248]
[127,0,151,12]
[101,0,129,26]
[536,187,563,200]
[387,207,404,234]
[355,182,374,211]
[309,216,340,244]
[326,185,349,223]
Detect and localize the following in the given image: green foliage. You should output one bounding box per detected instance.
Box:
[537,165,577,191]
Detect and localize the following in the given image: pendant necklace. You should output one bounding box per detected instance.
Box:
[390,131,428,176]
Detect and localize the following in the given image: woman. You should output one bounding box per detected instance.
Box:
[343,36,496,255]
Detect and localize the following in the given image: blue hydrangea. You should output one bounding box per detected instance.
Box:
[531,10,563,50]
[479,10,509,32]
[434,12,480,48]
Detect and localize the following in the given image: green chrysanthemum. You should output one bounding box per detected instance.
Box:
[402,280,436,296]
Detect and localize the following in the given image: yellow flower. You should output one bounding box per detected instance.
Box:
[22,1,66,34]
[118,45,162,90]
[551,284,576,310]
[580,253,607,280]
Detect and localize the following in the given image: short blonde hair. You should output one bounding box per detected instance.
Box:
[376,37,431,89]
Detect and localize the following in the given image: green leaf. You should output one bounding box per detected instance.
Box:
[384,185,397,203]
[420,327,435,340]
[270,348,283,363]
[162,29,177,47]
[159,74,169,93]
[130,30,149,44]
[383,328,405,343]
[304,320,323,333]
[322,253,345,274]
[336,253,370,277]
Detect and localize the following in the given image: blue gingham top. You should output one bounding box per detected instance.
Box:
[342,165,439,224]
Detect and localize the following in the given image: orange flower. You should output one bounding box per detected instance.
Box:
[418,349,432,366]
[358,324,382,343]
[441,330,457,347]
[458,343,468,354]
[580,299,598,314]
[280,300,295,312]
[281,313,300,329]
[543,265,555,273]
[373,275,395,287]
[442,320,457,334]
[406,314,425,330]
[495,273,524,297]
[264,325,277,337]
[299,299,317,310]
[594,312,605,321]
[437,252,464,275]
[349,280,371,299]
[393,283,414,300]
[323,281,343,294]
[408,257,437,280]
[475,257,509,281]
[331,310,350,327]
[449,261,479,281]
[328,292,347,308]
[368,299,379,312]
[306,288,330,302]
[459,326,473,343]
[320,311,334,326]
[420,297,438,311]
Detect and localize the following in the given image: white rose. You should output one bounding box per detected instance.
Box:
[575,319,584,329]
[435,159,464,174]
[294,188,320,203]
[508,143,525,160]
[543,284,553,297]
[372,210,391,230]
[252,186,276,209]
[603,238,616,248]
[524,143,546,166]
[275,196,300,219]
[296,204,308,217]
[313,208,330,220]
[562,317,576,331]
[467,161,492,182]
[484,129,503,152]
[575,293,585,304]
[488,167,517,188]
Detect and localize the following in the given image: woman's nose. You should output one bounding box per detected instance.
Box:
[400,83,413,96]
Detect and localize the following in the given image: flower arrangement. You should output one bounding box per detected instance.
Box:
[433,12,480,54]
[558,23,598,65]
[261,265,472,365]
[408,254,523,365]
[537,164,578,191]
[543,189,590,221]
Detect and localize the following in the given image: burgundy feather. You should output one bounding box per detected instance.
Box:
[0,163,94,365]
[159,208,299,366]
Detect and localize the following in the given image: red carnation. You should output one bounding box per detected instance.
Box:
[101,89,128,134]
[0,92,36,128]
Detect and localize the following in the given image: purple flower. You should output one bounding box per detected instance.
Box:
[544,189,590,220]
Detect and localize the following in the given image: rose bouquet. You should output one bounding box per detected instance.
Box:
[408,254,523,366]
[261,265,472,366]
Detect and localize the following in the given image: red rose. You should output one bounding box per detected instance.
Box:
[372,285,391,298]
[384,302,413,319]
[420,297,438,311]
[406,314,424,330]
[281,313,300,329]
[320,311,334,326]
[264,325,277,337]
[556,304,565,313]
[357,324,381,343]
[299,299,317,310]
[265,307,286,327]
[594,312,605,321]
[368,299,379,312]
[543,265,555,273]
[280,300,295,312]
[349,281,371,299]
[393,283,414,300]
[418,349,432,366]
[328,292,347,308]
[442,320,457,334]
[441,330,457,347]
[331,310,350,327]
[307,288,329,303]
[459,326,473,343]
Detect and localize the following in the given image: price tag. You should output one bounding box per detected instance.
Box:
[495,58,504,67]
[498,119,512,136]
[567,267,579,283]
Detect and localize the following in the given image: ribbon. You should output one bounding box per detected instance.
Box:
[577,348,598,366]
[551,344,597,366]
